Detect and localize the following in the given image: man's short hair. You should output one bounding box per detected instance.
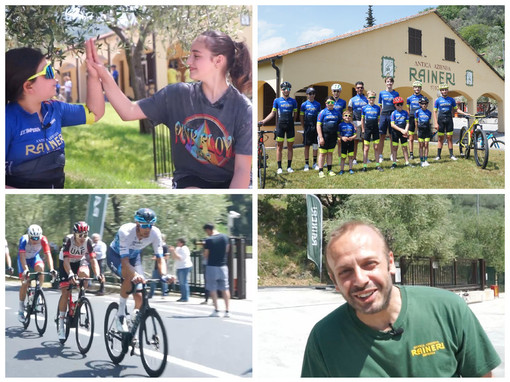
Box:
[203,223,215,231]
[325,221,390,277]
[177,237,186,245]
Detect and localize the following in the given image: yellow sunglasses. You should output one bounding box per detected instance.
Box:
[27,63,55,81]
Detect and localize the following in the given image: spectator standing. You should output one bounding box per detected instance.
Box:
[170,238,193,302]
[92,233,107,295]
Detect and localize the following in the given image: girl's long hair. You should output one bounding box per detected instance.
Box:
[6,47,45,104]
[198,30,252,95]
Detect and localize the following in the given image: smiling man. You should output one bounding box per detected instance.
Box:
[301,221,501,377]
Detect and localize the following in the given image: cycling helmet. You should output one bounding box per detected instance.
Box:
[73,221,89,233]
[27,224,42,239]
[280,81,291,90]
[331,83,342,91]
[134,208,157,224]
[412,80,422,87]
[306,87,315,94]
[439,83,449,90]
[419,97,429,104]
[393,96,404,104]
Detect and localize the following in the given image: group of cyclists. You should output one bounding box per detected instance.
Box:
[258,77,469,177]
[10,208,175,340]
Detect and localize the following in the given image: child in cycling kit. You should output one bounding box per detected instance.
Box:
[5,41,104,188]
[390,97,411,168]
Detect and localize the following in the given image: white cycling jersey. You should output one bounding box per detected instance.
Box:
[110,223,163,260]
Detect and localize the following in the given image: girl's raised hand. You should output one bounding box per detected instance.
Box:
[85,39,110,81]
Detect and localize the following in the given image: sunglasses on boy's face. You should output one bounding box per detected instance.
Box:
[27,63,55,82]
[326,101,335,105]
[395,103,404,106]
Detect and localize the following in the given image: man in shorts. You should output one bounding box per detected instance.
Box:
[107,208,173,331]
[17,224,57,322]
[331,83,347,167]
[348,81,368,165]
[259,82,298,173]
[361,91,383,172]
[378,77,399,162]
[299,87,321,171]
[317,96,341,178]
[433,84,469,161]
[203,223,231,318]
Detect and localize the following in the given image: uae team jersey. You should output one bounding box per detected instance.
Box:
[109,223,163,260]
[138,82,252,183]
[18,234,51,259]
[60,234,96,265]
[6,101,92,177]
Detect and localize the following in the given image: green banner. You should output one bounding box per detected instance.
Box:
[306,194,323,275]
[85,194,108,237]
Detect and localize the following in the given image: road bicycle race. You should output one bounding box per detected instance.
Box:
[5,197,253,378]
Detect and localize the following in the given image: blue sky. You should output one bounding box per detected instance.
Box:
[258,5,438,58]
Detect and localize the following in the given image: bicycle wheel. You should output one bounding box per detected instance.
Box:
[104,302,126,364]
[22,290,32,330]
[490,139,505,149]
[458,126,469,157]
[258,144,267,189]
[76,297,94,354]
[33,290,48,335]
[474,128,489,168]
[139,308,168,377]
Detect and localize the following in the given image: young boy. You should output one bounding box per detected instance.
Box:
[338,111,357,175]
[300,87,321,171]
[415,97,433,167]
[378,76,399,162]
[317,97,341,178]
[361,91,383,172]
[390,97,411,169]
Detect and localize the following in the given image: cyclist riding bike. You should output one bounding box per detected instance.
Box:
[57,221,104,340]
[107,208,174,332]
[17,224,57,322]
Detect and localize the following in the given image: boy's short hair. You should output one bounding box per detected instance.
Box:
[384,76,394,83]
[367,90,376,97]
[203,223,215,231]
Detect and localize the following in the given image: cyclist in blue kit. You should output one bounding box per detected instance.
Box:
[5,40,105,188]
[348,81,368,165]
[331,84,347,167]
[390,97,411,169]
[378,77,399,163]
[317,97,341,178]
[415,97,433,167]
[361,91,383,172]
[259,81,298,174]
[433,84,469,161]
[300,87,321,171]
[338,111,356,175]
[406,81,425,160]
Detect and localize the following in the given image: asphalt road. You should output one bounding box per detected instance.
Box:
[5,282,252,378]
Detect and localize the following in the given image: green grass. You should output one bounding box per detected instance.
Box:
[62,104,162,188]
[262,140,505,189]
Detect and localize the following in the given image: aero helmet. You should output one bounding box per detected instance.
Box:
[134,208,157,224]
[393,96,404,104]
[331,83,342,91]
[412,80,423,87]
[73,221,89,233]
[419,97,429,104]
[27,224,42,239]
[306,87,316,94]
[280,81,291,90]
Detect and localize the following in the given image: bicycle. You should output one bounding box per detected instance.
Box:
[54,277,95,354]
[258,128,274,189]
[104,280,168,377]
[486,131,505,149]
[458,114,489,169]
[21,271,51,335]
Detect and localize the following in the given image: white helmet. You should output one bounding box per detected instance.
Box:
[331,83,342,91]
[27,224,42,239]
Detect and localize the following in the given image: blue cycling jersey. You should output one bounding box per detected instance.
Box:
[273,97,298,123]
[318,108,341,132]
[333,98,347,117]
[378,90,399,114]
[407,94,424,115]
[339,122,356,138]
[415,108,432,128]
[6,101,91,175]
[362,104,381,122]
[434,96,457,118]
[300,100,321,123]
[348,95,368,121]
[391,109,409,129]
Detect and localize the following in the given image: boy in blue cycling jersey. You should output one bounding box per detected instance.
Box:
[406,81,425,160]
[361,91,383,172]
[390,97,411,169]
[300,87,321,171]
[415,97,433,167]
[378,77,399,163]
[317,97,341,178]
[338,111,356,175]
